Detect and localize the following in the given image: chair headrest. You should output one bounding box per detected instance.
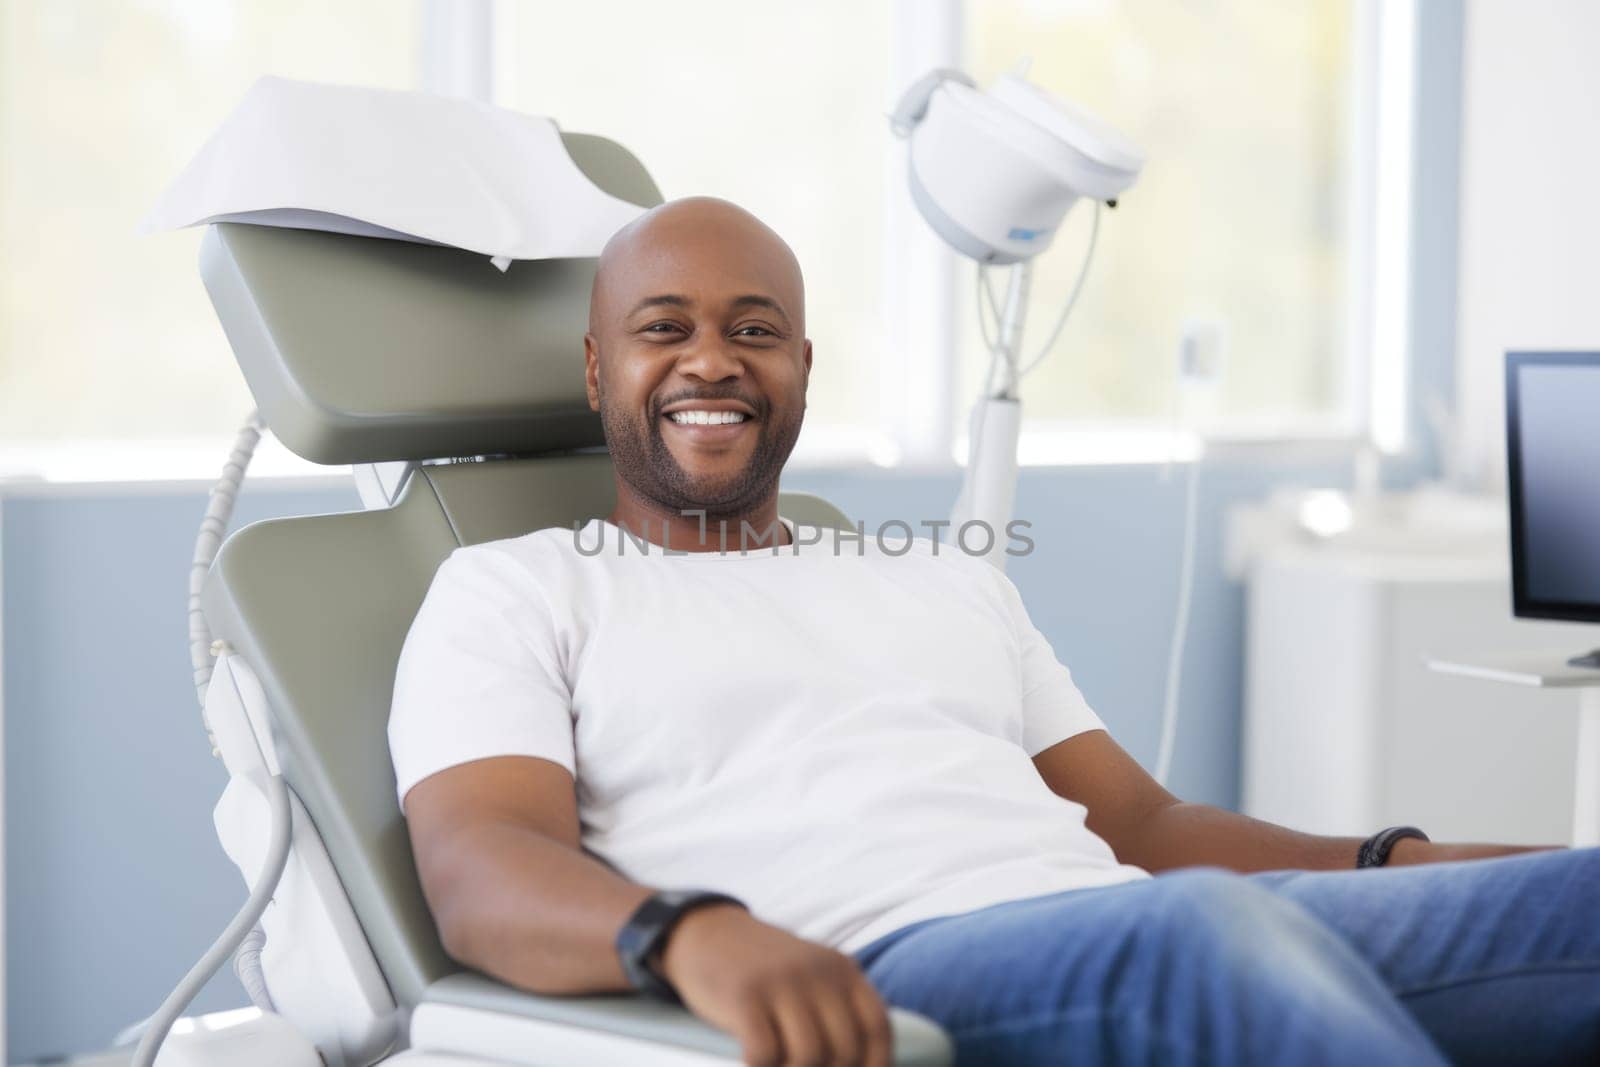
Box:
[199,132,662,465]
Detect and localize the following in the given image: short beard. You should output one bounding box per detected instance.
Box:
[599,395,803,523]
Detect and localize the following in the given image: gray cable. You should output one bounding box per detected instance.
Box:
[234,923,277,1013]
[975,265,1007,399]
[130,772,293,1067]
[190,411,265,709]
[1016,201,1102,380]
[978,263,1003,353]
[1154,455,1201,786]
[125,410,285,1061]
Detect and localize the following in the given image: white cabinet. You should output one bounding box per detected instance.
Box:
[1240,534,1595,846]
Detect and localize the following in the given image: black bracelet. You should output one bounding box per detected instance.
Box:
[1356,825,1429,869]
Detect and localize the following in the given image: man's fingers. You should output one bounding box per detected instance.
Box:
[852,976,894,1067]
[734,1000,783,1067]
[811,979,867,1065]
[768,987,830,1066]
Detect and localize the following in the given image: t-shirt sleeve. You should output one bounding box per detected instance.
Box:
[992,567,1108,755]
[388,544,576,809]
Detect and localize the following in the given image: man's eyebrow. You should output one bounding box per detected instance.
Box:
[729,294,793,329]
[626,294,691,318]
[625,293,793,330]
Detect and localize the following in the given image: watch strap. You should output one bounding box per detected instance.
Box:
[615,889,745,1002]
[1356,825,1429,869]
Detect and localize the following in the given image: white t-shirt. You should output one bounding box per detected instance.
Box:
[389,517,1149,954]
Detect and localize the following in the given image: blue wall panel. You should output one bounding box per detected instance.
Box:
[2,482,360,1063]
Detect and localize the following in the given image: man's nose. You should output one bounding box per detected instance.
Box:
[673,333,746,382]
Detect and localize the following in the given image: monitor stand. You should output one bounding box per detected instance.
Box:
[1571,649,1600,670]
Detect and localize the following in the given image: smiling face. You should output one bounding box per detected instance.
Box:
[584,197,812,523]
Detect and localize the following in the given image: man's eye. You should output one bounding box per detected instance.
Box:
[735,325,773,337]
[644,322,682,334]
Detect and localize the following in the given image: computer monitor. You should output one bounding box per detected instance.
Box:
[1505,350,1600,668]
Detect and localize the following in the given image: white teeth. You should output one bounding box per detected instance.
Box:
[668,410,748,425]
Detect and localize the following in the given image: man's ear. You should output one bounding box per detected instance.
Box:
[583,332,602,412]
[802,338,813,390]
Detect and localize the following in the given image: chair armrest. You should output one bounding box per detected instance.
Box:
[410,972,953,1065]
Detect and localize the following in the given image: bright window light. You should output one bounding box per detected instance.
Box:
[960,0,1358,444]
[1367,0,1417,453]
[0,1,1414,480]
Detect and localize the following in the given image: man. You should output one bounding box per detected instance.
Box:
[389,197,1599,1067]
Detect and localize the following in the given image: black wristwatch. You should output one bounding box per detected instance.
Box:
[1356,825,1430,869]
[615,889,746,1002]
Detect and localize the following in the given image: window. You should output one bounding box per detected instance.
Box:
[0,1,415,472]
[493,0,893,460]
[955,0,1357,450]
[0,1,1401,478]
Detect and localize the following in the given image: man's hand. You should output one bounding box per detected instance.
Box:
[657,903,892,1067]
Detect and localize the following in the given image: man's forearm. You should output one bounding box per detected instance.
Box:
[427,816,652,994]
[1113,801,1556,873]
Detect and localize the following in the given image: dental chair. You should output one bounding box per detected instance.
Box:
[184,131,954,1065]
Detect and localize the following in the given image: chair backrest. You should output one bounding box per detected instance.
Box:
[197,131,852,1008]
[195,140,648,466]
[202,456,848,1006]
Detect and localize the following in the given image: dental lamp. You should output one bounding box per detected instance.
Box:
[889,64,1144,568]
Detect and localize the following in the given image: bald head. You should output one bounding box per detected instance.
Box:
[589,196,805,337]
[581,196,813,527]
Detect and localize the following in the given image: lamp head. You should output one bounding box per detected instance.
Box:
[890,67,1145,264]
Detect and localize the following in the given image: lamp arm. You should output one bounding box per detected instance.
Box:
[888,68,977,138]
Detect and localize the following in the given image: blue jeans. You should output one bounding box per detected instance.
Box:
[851,848,1600,1065]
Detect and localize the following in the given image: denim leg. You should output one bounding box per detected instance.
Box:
[853,868,1447,1067]
[1248,846,1600,1065]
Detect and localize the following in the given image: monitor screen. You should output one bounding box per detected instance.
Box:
[1507,351,1600,623]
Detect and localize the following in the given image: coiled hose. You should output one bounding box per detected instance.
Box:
[127,410,294,1066]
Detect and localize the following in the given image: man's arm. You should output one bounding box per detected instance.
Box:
[1032,730,1558,871]
[404,754,892,1067]
[403,754,655,991]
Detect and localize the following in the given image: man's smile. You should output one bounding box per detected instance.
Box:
[660,412,757,446]
[658,399,760,447]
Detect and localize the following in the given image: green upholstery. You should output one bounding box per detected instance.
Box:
[198,132,661,466]
[197,129,952,1065]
